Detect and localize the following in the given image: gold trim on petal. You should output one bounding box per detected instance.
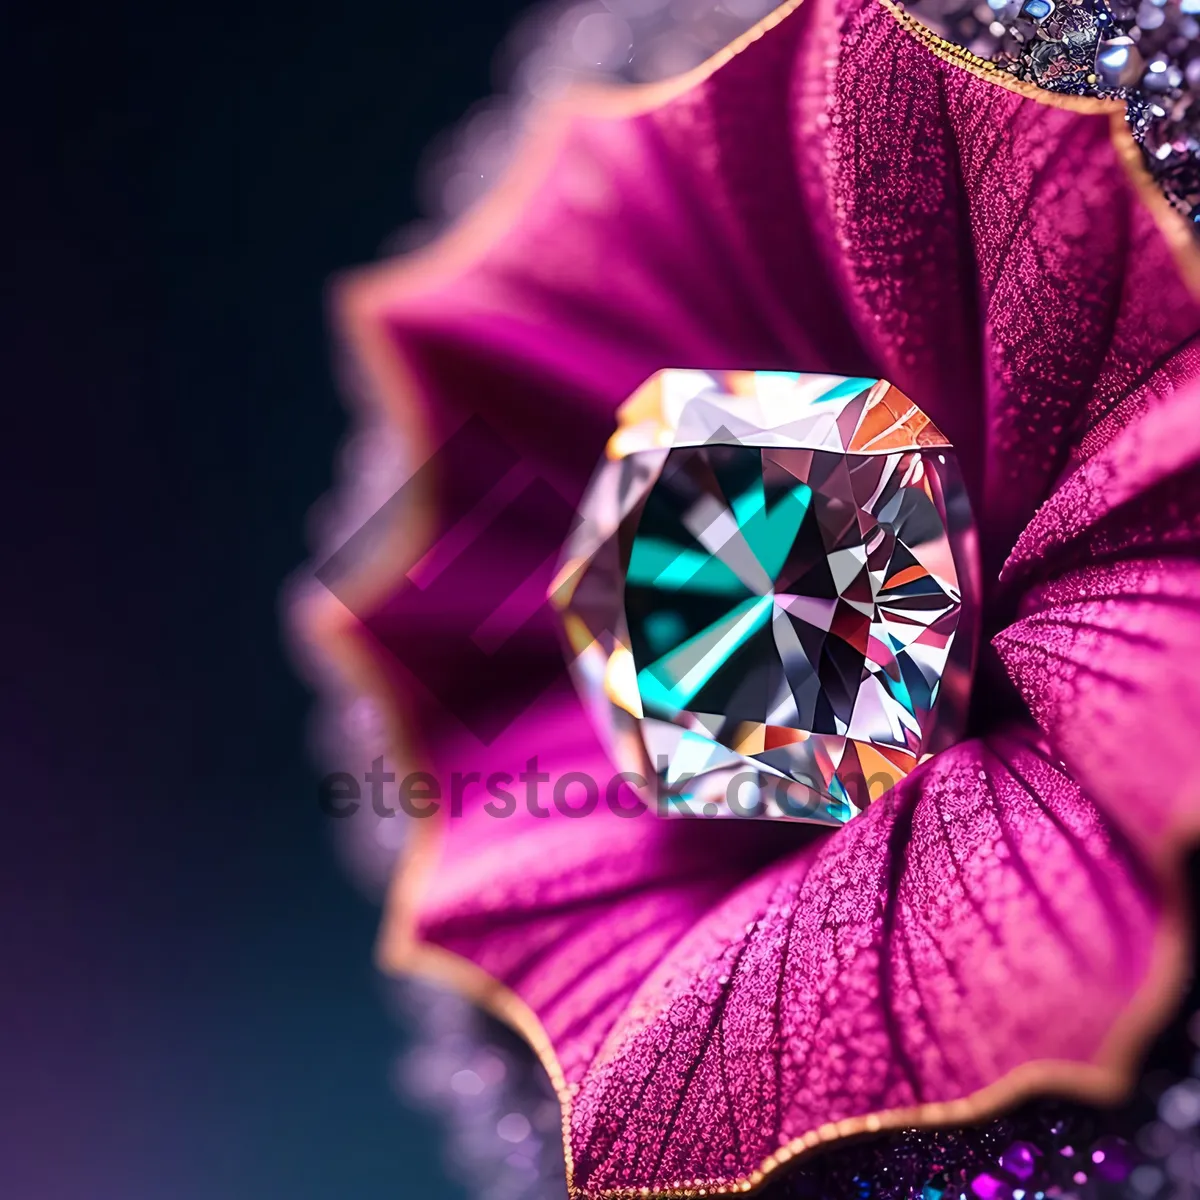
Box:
[1108,109,1200,301]
[878,0,1121,112]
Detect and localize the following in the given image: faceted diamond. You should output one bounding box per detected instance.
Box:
[551,371,980,826]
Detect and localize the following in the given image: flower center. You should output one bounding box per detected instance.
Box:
[553,371,980,825]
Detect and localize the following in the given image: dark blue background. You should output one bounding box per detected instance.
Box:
[4,2,531,1196]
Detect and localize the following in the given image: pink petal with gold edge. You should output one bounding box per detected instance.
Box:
[334,0,1200,680]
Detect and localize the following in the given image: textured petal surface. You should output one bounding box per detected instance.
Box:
[993,351,1200,860]
[995,560,1200,863]
[406,732,1162,1196]
[415,803,806,1084]
[341,0,1200,685]
[1002,343,1200,580]
[569,733,1161,1195]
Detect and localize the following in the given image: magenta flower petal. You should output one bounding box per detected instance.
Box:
[995,559,1200,864]
[788,0,1200,558]
[337,0,1200,633]
[327,0,1199,757]
[1003,348,1200,580]
[410,802,802,1084]
[994,357,1200,861]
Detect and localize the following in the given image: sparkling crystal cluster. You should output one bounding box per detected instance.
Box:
[552,371,979,826]
[909,0,1200,223]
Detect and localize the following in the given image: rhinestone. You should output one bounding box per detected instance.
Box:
[1019,0,1055,20]
[1096,34,1143,87]
[552,371,980,825]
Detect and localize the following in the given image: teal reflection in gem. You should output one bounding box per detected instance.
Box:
[635,592,775,720]
[813,374,879,402]
[641,609,688,655]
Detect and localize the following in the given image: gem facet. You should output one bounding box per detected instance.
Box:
[552,371,979,825]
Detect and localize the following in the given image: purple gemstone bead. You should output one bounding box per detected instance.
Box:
[999,1141,1040,1182]
[970,1172,1014,1200]
[1090,1135,1135,1182]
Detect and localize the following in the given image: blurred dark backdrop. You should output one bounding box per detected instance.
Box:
[3,1,533,1196]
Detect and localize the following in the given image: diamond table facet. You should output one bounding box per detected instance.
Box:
[551,371,979,826]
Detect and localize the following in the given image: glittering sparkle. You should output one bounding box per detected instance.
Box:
[552,371,980,825]
[907,0,1200,224]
